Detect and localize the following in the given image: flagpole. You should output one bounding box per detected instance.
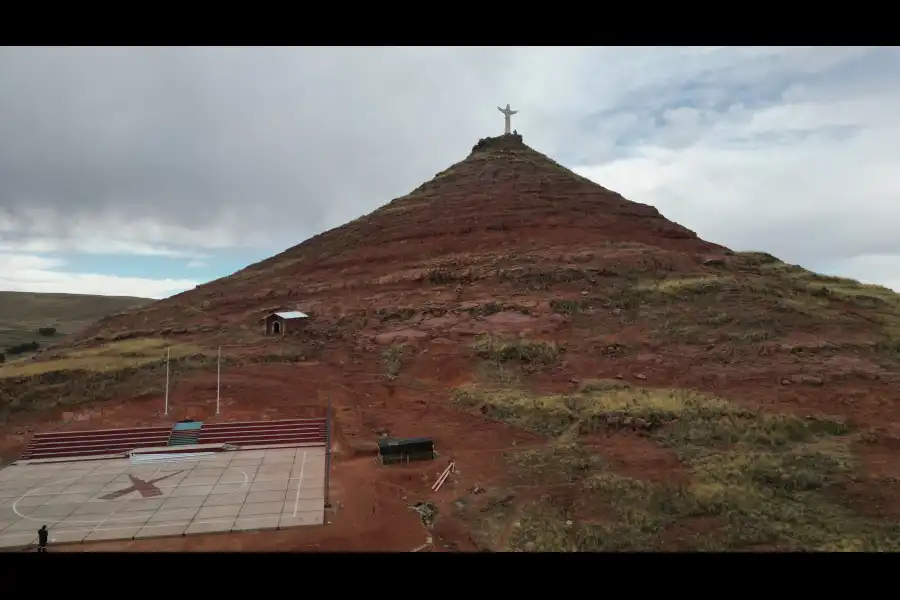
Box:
[325,392,332,508]
[216,346,221,416]
[164,347,170,416]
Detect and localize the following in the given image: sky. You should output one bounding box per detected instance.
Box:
[1,46,899,299]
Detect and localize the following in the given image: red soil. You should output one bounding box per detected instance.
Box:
[3,133,899,551]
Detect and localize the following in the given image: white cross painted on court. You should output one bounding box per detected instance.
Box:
[497,103,518,135]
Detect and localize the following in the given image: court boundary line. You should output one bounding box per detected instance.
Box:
[292,451,308,517]
[0,448,325,544]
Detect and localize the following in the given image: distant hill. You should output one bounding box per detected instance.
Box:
[0,291,152,358]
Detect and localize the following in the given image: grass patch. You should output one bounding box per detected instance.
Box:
[507,442,605,485]
[577,379,631,393]
[453,386,575,436]
[697,311,734,326]
[456,383,900,551]
[499,266,596,291]
[464,302,504,317]
[638,276,733,296]
[656,321,708,344]
[609,260,900,348]
[0,338,209,379]
[0,348,216,415]
[381,344,405,380]
[550,299,588,315]
[741,254,900,342]
[252,346,318,364]
[376,307,417,322]
[653,309,781,345]
[726,329,777,343]
[474,359,522,387]
[472,335,561,365]
[425,268,472,286]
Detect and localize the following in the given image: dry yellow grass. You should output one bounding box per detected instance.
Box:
[455,383,900,551]
[0,338,210,378]
[471,335,561,365]
[600,254,900,352]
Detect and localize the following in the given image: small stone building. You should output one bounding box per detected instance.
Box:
[261,311,309,336]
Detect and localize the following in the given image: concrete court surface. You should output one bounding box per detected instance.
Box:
[0,447,325,549]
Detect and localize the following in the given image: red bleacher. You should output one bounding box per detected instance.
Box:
[20,426,172,461]
[198,418,326,447]
[19,418,328,461]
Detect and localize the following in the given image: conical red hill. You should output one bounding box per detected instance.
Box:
[260,133,721,267]
[77,134,727,339]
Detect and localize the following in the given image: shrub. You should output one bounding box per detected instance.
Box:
[6,341,39,355]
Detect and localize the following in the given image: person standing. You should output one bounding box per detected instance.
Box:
[37,525,48,552]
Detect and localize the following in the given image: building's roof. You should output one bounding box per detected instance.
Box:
[271,311,308,320]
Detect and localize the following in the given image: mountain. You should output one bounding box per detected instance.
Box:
[0,291,150,358]
[77,133,727,338]
[4,133,900,552]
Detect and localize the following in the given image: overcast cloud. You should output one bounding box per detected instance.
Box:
[1,46,898,298]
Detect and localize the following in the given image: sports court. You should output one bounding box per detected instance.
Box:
[0,446,325,548]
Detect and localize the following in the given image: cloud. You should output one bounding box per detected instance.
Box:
[0,46,899,295]
[0,253,197,299]
[0,47,553,250]
[572,49,900,277]
[0,236,200,259]
[824,254,900,293]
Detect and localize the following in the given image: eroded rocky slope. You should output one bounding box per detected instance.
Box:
[71,134,725,342]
